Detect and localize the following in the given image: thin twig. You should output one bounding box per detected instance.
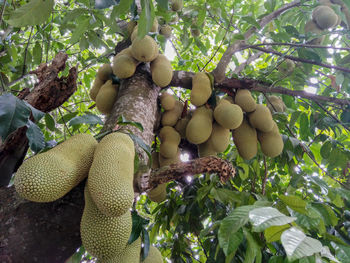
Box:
[169,39,182,60]
[262,157,268,196]
[0,0,7,25]
[249,42,350,51]
[22,27,34,76]
[233,51,263,74]
[58,107,72,137]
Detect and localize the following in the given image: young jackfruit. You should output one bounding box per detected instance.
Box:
[14,134,97,202]
[112,54,138,79]
[127,21,137,37]
[312,5,338,29]
[319,0,333,6]
[159,126,181,158]
[142,246,163,263]
[190,72,212,106]
[213,99,243,130]
[198,139,217,157]
[234,89,256,113]
[248,104,274,132]
[175,114,191,139]
[148,183,167,203]
[304,20,325,45]
[151,18,159,32]
[190,27,200,38]
[95,80,119,115]
[186,106,213,144]
[90,76,105,101]
[159,149,180,167]
[160,25,172,38]
[88,132,135,217]
[278,59,295,76]
[267,96,286,113]
[160,92,176,111]
[171,0,183,12]
[232,119,258,160]
[80,186,132,261]
[131,36,159,62]
[97,64,113,81]
[208,122,230,152]
[258,121,284,158]
[161,100,184,126]
[151,54,173,87]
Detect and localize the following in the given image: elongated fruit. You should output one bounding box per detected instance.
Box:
[232,119,258,160]
[258,121,284,157]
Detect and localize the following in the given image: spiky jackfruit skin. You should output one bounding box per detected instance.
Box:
[208,122,230,152]
[131,36,159,62]
[258,121,284,157]
[234,89,256,113]
[143,246,163,263]
[312,5,338,29]
[213,100,243,130]
[160,92,176,111]
[159,126,181,158]
[186,106,213,144]
[80,186,132,261]
[97,64,113,81]
[267,96,286,113]
[95,80,119,115]
[232,119,258,160]
[88,132,135,217]
[151,54,173,87]
[160,25,172,38]
[161,100,183,126]
[171,0,183,11]
[248,104,274,132]
[278,59,295,76]
[14,134,97,202]
[304,20,325,45]
[190,72,212,106]
[159,149,180,167]
[90,76,105,101]
[112,54,138,79]
[175,115,191,139]
[148,183,167,203]
[198,139,217,157]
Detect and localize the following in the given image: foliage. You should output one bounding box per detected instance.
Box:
[1,0,350,262]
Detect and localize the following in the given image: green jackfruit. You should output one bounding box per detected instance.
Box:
[319,0,333,6]
[148,183,167,203]
[258,121,284,157]
[171,0,183,11]
[174,114,191,139]
[14,134,97,202]
[232,119,258,160]
[88,132,135,217]
[80,186,132,261]
[213,99,243,130]
[159,126,181,158]
[112,54,138,79]
[160,25,172,38]
[159,149,180,167]
[267,96,286,113]
[304,20,325,45]
[90,76,105,101]
[131,36,159,62]
[190,72,212,106]
[151,54,173,87]
[234,89,256,113]
[160,92,176,111]
[95,80,119,115]
[151,18,159,32]
[161,100,184,126]
[151,151,160,169]
[208,122,230,152]
[278,59,295,76]
[198,139,217,157]
[115,47,133,58]
[312,5,338,29]
[190,27,200,38]
[248,104,274,132]
[127,21,137,37]
[97,64,113,81]
[186,106,213,144]
[142,246,163,263]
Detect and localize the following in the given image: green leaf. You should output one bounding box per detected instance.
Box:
[26,120,45,153]
[331,242,350,262]
[281,227,322,261]
[44,114,56,131]
[320,141,332,159]
[129,210,149,244]
[264,224,290,243]
[128,133,151,161]
[155,0,168,10]
[57,112,78,124]
[244,229,261,263]
[249,207,296,232]
[6,0,54,27]
[138,0,155,37]
[241,16,261,29]
[320,246,340,263]
[69,114,103,126]
[70,18,90,44]
[210,188,242,204]
[141,227,150,261]
[0,93,31,141]
[23,102,44,122]
[33,42,42,65]
[117,115,144,132]
[279,195,307,214]
[299,113,309,141]
[114,0,133,16]
[95,0,119,9]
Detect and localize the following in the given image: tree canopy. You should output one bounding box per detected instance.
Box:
[0,0,350,262]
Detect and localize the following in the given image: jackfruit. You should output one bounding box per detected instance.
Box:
[151,18,159,32]
[304,20,325,45]
[232,119,258,160]
[95,80,119,115]
[190,72,212,106]
[208,122,230,152]
[151,54,173,87]
[161,100,184,126]
[142,246,163,263]
[160,92,176,111]
[312,5,338,29]
[159,126,181,158]
[186,106,213,144]
[198,139,217,157]
[127,21,137,37]
[248,104,274,132]
[90,76,105,101]
[97,64,113,81]
[151,151,160,169]
[130,26,139,42]
[148,183,167,203]
[267,96,286,113]
[319,0,333,6]
[278,59,295,76]
[115,47,133,59]
[159,149,180,167]
[160,24,172,38]
[175,114,191,139]
[88,132,135,217]
[80,186,132,261]
[171,0,183,12]
[258,121,284,158]
[131,36,158,62]
[213,99,243,130]
[112,54,138,79]
[234,89,256,113]
[14,134,97,202]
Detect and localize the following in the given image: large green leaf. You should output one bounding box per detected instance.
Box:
[69,114,103,126]
[26,120,45,153]
[7,0,54,27]
[244,229,261,263]
[279,195,307,214]
[281,227,322,261]
[249,207,296,232]
[331,242,350,263]
[264,224,290,243]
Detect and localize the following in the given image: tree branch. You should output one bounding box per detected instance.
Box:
[248,42,350,51]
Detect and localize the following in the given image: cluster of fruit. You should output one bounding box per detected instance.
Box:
[304,0,341,45]
[13,133,163,262]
